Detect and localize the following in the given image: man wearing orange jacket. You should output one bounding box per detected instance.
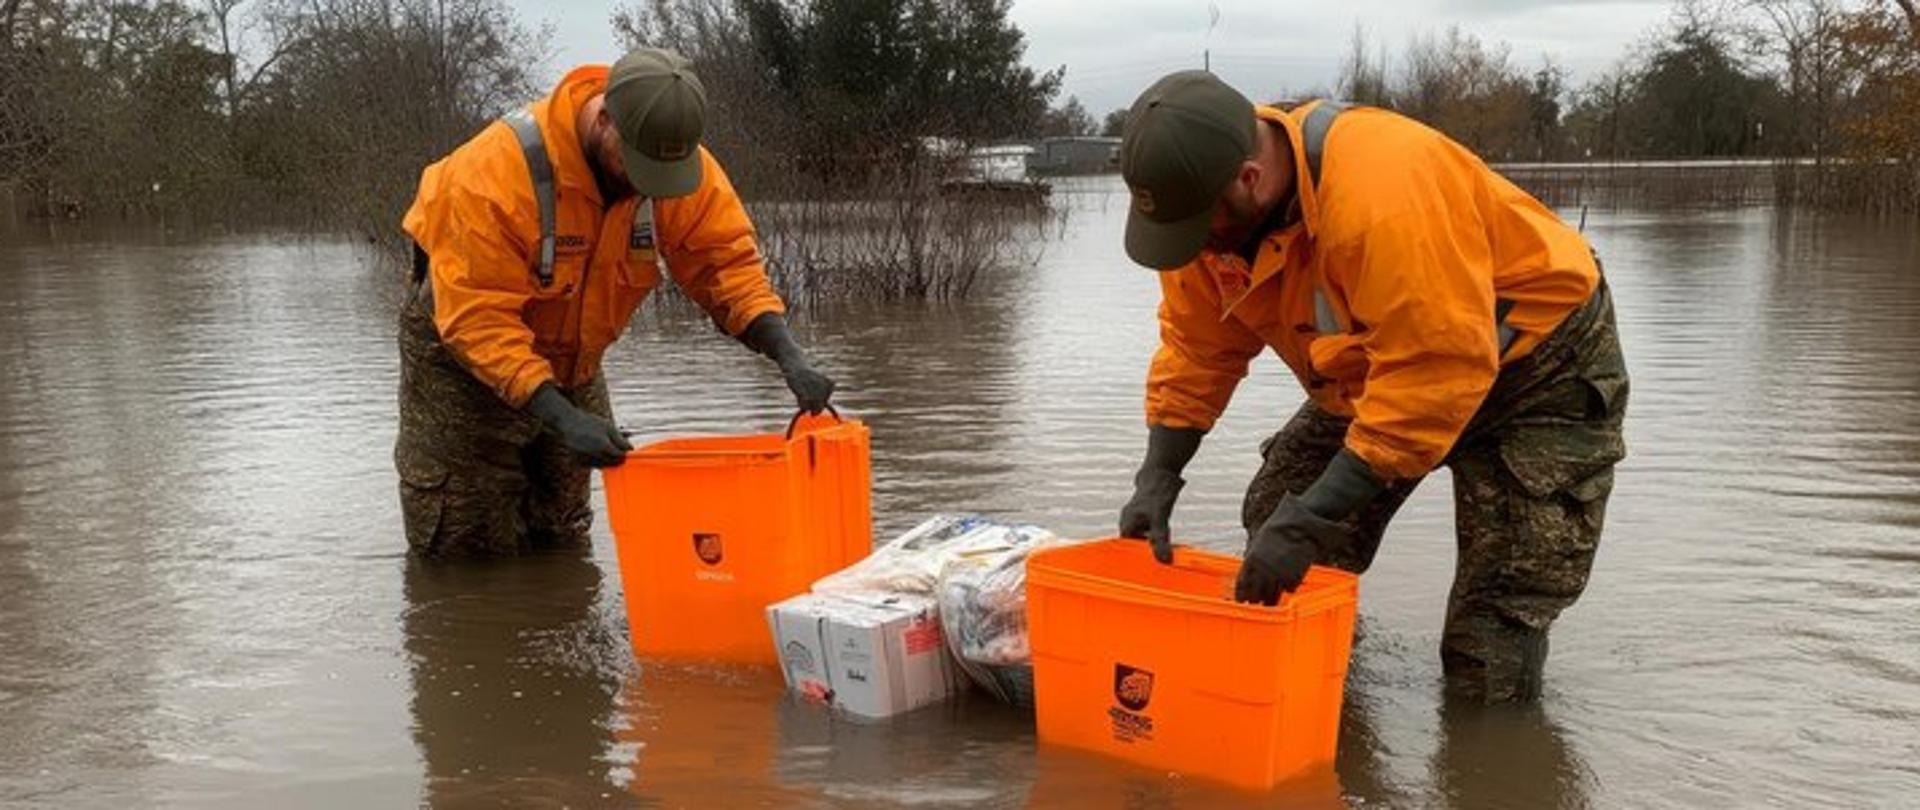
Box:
[396,49,834,557]
[1115,71,1628,702]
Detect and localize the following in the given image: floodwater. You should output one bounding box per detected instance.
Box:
[3,179,1918,808]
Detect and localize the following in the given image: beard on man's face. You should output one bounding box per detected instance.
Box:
[588,126,636,200]
[1203,189,1267,253]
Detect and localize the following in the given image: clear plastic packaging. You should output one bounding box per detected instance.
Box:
[933,524,1061,707]
[810,514,1065,707]
[811,514,996,597]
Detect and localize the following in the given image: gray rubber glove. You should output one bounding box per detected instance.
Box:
[1235,494,1342,605]
[741,313,836,414]
[1235,449,1385,605]
[526,383,631,467]
[1118,425,1205,564]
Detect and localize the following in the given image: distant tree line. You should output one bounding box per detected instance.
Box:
[1078,0,1920,213]
[613,0,1061,194]
[0,0,1065,228]
[0,0,545,233]
[4,0,1916,226]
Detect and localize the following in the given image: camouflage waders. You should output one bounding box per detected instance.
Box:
[1242,281,1628,703]
[394,280,613,557]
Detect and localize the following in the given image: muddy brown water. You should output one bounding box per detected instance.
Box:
[3,179,1919,808]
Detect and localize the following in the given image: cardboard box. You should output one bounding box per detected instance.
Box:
[766,592,964,719]
[768,592,841,703]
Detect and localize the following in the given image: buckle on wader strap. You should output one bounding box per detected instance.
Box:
[631,194,666,275]
[1298,99,1517,359]
[503,108,558,289]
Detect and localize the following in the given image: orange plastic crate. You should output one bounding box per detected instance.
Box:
[1026,538,1358,790]
[601,414,872,664]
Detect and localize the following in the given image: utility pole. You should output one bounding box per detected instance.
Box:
[1205,3,1219,72]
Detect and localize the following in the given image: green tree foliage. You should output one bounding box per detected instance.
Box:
[1039,95,1095,137]
[1632,15,1781,156]
[1099,107,1128,137]
[616,0,1060,187]
[1526,61,1568,160]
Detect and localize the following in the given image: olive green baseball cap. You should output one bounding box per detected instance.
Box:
[604,48,707,198]
[1120,70,1257,269]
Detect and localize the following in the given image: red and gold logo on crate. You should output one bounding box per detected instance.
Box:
[1108,663,1156,743]
[1114,664,1155,710]
[692,532,724,565]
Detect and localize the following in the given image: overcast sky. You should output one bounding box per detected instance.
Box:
[507,0,1679,115]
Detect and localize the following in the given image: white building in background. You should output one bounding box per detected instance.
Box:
[964,144,1037,184]
[919,138,1049,199]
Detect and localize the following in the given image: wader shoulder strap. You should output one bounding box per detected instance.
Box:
[1305,99,1350,336]
[1302,100,1348,190]
[1300,99,1516,357]
[503,108,557,288]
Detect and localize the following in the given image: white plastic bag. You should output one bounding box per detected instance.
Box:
[811,514,995,597]
[933,524,1061,707]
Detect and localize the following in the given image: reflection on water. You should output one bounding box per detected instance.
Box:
[404,552,625,807]
[3,189,1920,807]
[1428,703,1590,809]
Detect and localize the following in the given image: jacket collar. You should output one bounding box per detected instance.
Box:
[536,64,611,209]
[1259,103,1324,241]
[1213,103,1326,315]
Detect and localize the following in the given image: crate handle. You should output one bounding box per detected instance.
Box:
[784,404,844,440]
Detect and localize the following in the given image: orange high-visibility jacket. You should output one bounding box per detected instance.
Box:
[403,65,785,408]
[1146,103,1598,481]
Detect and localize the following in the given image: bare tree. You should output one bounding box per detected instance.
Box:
[1393,27,1534,159]
[204,0,291,118]
[1746,0,1849,160]
[1893,0,1919,44]
[242,0,548,236]
[2,0,24,47]
[1336,23,1390,106]
[208,0,240,114]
